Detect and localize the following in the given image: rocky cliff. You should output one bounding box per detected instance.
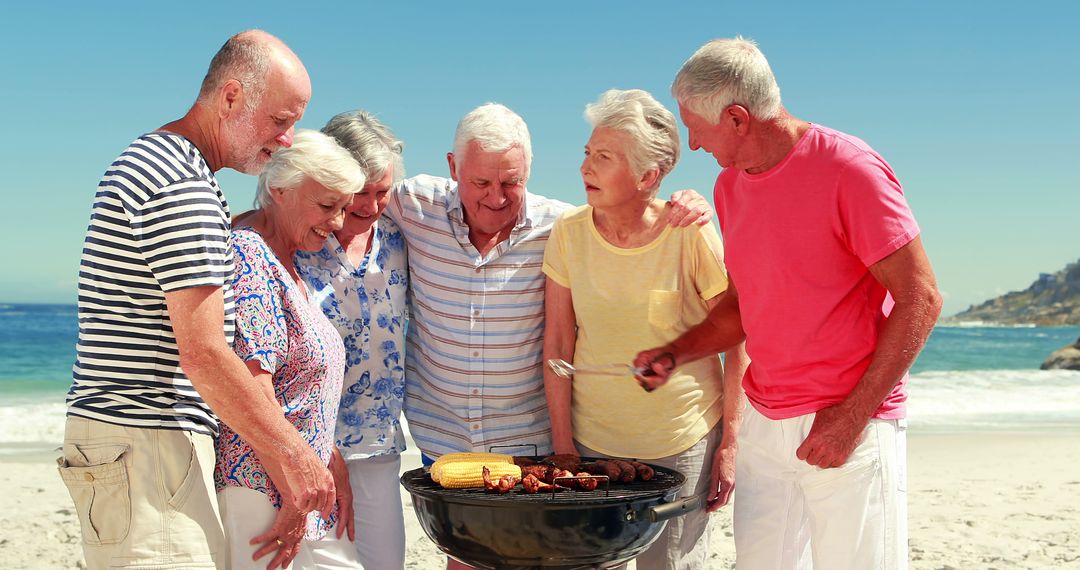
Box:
[946,258,1080,326]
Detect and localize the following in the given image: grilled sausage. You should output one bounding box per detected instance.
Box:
[610,459,637,483]
[627,460,655,481]
[583,460,621,481]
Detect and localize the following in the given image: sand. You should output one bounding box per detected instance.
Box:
[2,432,1077,569]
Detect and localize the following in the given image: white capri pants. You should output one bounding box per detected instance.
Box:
[734,405,908,570]
[345,454,405,569]
[218,486,361,569]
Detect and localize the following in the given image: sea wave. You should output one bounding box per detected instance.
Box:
[908,369,1080,430]
[0,400,67,448]
[2,370,1078,453]
[937,321,1037,329]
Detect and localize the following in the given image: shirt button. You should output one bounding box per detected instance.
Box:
[472,351,480,357]
[474,267,482,273]
[472,423,480,430]
[472,389,479,395]
[472,309,480,316]
[83,472,94,482]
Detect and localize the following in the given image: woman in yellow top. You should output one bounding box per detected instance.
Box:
[542,89,748,570]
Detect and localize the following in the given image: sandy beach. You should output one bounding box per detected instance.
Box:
[2,432,1077,569]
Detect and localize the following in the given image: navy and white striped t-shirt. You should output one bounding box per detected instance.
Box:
[67,133,234,436]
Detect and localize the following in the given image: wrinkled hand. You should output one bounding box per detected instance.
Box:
[275,446,336,517]
[632,348,676,392]
[328,449,355,541]
[666,189,713,227]
[795,404,867,468]
[250,503,306,570]
[706,442,736,512]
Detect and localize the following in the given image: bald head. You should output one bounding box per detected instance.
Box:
[198,30,312,174]
[198,29,308,111]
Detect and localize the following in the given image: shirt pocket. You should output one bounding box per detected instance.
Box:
[56,443,131,545]
[647,289,682,330]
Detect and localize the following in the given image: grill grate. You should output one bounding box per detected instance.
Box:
[401,458,685,506]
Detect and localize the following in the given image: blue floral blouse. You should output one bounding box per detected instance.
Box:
[295,217,409,460]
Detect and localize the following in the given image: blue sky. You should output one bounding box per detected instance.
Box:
[1,2,1076,316]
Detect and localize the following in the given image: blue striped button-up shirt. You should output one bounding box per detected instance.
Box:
[389,174,571,458]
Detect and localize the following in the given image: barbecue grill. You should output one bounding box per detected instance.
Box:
[401,459,702,569]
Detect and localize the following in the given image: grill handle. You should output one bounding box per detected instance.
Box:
[645,494,706,523]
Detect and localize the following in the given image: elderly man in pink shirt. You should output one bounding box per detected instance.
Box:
[635,37,942,570]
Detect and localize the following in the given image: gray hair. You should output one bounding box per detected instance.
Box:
[255,129,366,208]
[321,110,406,185]
[584,89,680,188]
[198,30,272,112]
[672,37,782,123]
[452,103,532,172]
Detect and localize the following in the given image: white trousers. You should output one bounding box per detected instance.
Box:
[346,454,405,570]
[218,486,361,569]
[734,405,908,570]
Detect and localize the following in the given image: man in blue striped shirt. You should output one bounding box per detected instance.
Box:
[61,30,333,570]
[393,104,711,463]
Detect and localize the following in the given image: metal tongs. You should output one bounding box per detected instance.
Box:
[546,359,646,378]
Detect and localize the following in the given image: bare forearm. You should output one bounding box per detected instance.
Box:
[842,292,941,422]
[543,343,576,453]
[719,343,748,446]
[543,280,579,454]
[183,344,312,464]
[669,294,745,366]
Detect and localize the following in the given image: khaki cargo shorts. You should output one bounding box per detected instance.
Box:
[57,416,228,569]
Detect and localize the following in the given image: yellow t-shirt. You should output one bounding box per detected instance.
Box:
[542,205,730,459]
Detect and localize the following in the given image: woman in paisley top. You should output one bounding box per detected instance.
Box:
[295,111,410,570]
[215,129,365,570]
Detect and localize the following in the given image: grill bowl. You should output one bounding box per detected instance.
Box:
[401,458,692,570]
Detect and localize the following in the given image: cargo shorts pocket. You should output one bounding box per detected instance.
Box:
[648,289,682,330]
[57,443,131,545]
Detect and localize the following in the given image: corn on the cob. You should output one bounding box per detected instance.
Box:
[430,452,514,483]
[437,461,521,489]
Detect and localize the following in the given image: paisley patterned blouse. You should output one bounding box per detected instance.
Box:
[214,227,346,540]
[295,217,409,460]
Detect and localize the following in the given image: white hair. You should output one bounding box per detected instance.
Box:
[321,110,406,184]
[255,129,366,208]
[672,36,782,123]
[452,103,532,172]
[584,89,680,188]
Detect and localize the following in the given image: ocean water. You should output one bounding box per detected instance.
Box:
[1,304,1079,452]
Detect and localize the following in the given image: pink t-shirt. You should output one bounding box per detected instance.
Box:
[714,124,919,420]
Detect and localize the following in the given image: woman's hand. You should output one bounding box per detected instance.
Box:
[250,503,307,570]
[328,448,355,541]
[706,439,737,512]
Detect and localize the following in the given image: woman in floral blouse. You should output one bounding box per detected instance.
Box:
[295,111,410,570]
[215,129,366,569]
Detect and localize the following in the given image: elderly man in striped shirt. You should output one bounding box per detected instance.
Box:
[61,31,335,570]
[392,103,711,465]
